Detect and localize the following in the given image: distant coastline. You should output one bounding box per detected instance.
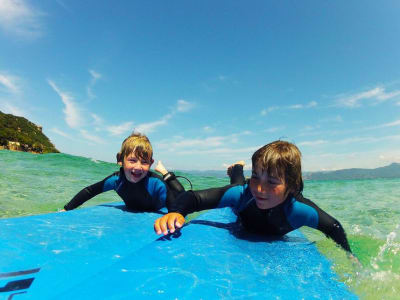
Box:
[0,111,59,154]
[182,163,400,181]
[303,163,400,181]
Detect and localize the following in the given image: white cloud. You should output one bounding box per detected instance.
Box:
[203,126,215,132]
[319,115,343,123]
[48,80,84,129]
[218,75,227,81]
[91,113,103,125]
[80,129,105,144]
[51,127,73,139]
[176,99,195,112]
[265,126,285,133]
[261,106,278,116]
[0,73,19,93]
[106,121,134,136]
[87,69,102,99]
[377,119,400,128]
[288,101,317,110]
[337,87,400,107]
[307,101,317,107]
[0,0,43,38]
[300,134,400,149]
[135,114,173,134]
[379,152,400,164]
[176,146,259,156]
[129,100,194,134]
[298,140,328,147]
[261,102,316,116]
[157,132,251,153]
[288,104,303,109]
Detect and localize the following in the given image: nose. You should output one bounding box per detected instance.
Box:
[257,183,266,193]
[132,161,143,169]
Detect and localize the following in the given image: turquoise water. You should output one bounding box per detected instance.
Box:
[1,150,399,299]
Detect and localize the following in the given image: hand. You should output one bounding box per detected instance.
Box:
[348,253,362,266]
[58,209,66,212]
[154,213,185,235]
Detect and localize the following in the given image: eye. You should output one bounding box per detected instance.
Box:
[268,176,281,185]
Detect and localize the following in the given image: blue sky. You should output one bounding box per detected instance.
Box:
[1,0,400,171]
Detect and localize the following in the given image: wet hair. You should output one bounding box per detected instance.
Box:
[117,132,153,164]
[251,140,303,193]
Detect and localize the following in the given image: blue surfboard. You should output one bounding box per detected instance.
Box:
[0,203,166,300]
[0,204,357,299]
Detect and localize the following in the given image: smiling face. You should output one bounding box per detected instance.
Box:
[123,152,153,183]
[249,166,289,209]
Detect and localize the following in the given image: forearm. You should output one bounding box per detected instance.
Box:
[295,194,352,253]
[163,172,185,196]
[64,181,104,210]
[319,218,352,253]
[169,185,233,216]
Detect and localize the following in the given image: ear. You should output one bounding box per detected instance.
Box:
[150,159,154,167]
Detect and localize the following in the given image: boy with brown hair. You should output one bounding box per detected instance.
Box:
[63,133,184,212]
[154,140,352,253]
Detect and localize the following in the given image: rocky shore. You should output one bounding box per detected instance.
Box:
[0,111,59,154]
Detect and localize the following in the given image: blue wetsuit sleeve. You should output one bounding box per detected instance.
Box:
[287,194,352,253]
[168,184,245,216]
[64,173,119,211]
[146,176,168,208]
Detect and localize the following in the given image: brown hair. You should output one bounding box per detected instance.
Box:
[251,140,303,193]
[117,132,153,164]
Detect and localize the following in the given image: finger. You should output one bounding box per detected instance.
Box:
[159,216,169,235]
[167,216,177,233]
[154,218,162,235]
[175,215,185,228]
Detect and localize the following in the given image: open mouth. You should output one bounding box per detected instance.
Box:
[130,172,143,180]
[255,196,268,202]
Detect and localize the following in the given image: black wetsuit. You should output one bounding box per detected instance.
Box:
[64,169,184,212]
[169,165,352,253]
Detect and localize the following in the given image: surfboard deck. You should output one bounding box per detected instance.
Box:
[0,203,165,300]
[0,204,357,299]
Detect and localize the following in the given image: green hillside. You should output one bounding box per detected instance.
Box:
[303,163,400,180]
[0,111,59,154]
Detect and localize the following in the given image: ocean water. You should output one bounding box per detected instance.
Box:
[1,150,399,299]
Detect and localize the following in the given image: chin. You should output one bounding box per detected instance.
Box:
[255,201,270,209]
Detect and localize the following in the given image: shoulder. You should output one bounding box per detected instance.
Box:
[219,184,251,212]
[284,194,319,229]
[103,170,122,190]
[146,171,167,189]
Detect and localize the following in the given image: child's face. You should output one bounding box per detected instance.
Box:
[249,165,288,209]
[123,152,153,183]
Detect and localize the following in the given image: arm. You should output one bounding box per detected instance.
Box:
[295,194,352,253]
[155,184,244,235]
[63,181,104,210]
[163,172,185,211]
[169,185,238,216]
[163,172,185,195]
[63,174,117,211]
